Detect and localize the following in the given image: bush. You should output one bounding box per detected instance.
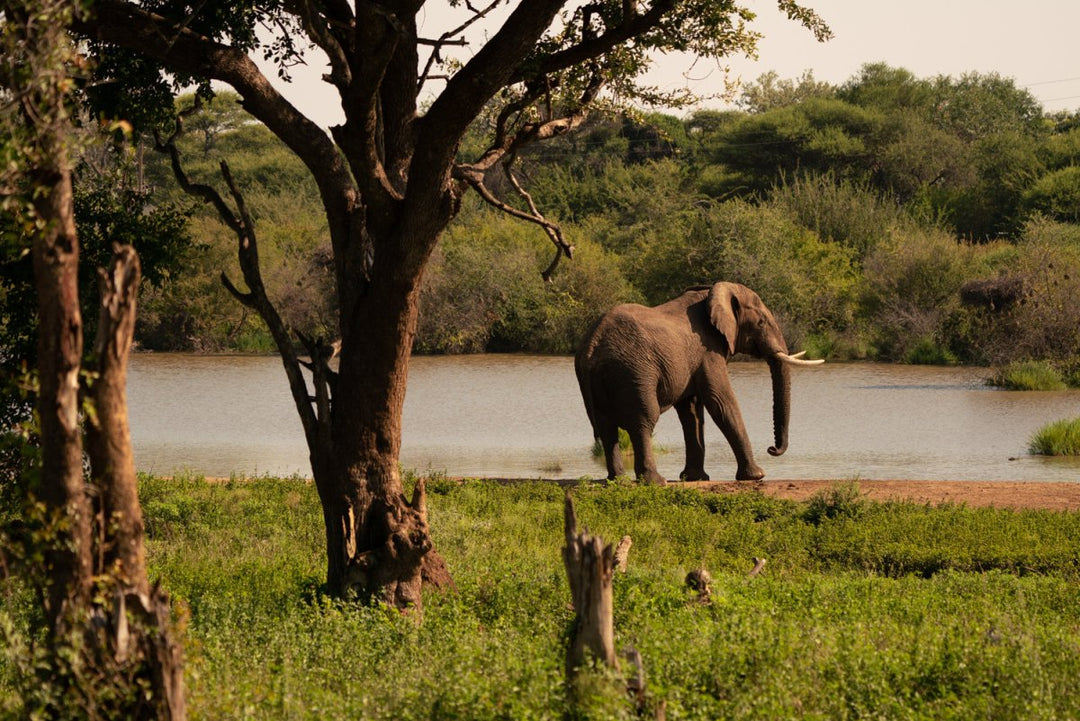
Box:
[860,226,985,360]
[990,360,1068,391]
[966,219,1080,366]
[767,172,911,259]
[1029,417,1080,455]
[1024,166,1080,223]
[417,206,638,354]
[633,199,858,346]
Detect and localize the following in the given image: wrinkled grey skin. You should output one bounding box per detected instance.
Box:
[575,282,816,483]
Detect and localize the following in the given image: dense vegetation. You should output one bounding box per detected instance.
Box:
[130,65,1080,380]
[4,475,1080,719]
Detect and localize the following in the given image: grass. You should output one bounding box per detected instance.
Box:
[5,476,1080,719]
[1029,417,1080,456]
[990,360,1069,390]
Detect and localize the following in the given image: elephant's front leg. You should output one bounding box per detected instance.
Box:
[675,396,709,481]
[703,365,765,481]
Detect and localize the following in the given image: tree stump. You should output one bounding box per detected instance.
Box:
[562,492,618,677]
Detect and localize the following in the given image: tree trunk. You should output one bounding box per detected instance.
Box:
[31,160,93,637]
[319,259,451,607]
[84,246,186,720]
[85,245,147,589]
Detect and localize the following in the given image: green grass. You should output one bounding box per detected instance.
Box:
[5,476,1080,719]
[990,360,1069,390]
[1029,417,1080,456]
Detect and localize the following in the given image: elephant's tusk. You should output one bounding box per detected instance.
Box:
[777,351,824,366]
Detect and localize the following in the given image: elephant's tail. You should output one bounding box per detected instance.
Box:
[574,354,601,440]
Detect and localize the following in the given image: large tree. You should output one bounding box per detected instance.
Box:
[73,1,828,610]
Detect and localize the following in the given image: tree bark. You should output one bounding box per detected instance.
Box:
[86,245,147,589]
[31,152,93,638]
[85,246,187,720]
[562,492,618,677]
[324,265,452,606]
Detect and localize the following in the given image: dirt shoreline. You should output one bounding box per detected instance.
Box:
[197,476,1080,511]
[505,478,1080,511]
[687,479,1080,511]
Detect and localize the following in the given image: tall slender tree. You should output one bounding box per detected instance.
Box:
[73,1,829,611]
[2,3,185,716]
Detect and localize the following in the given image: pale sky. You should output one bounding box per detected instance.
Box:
[265,1,1080,128]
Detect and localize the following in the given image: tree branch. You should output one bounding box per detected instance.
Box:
[417,0,503,93]
[510,0,677,84]
[73,1,354,212]
[285,0,352,91]
[151,110,321,451]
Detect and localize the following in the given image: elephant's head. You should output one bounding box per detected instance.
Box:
[707,282,822,457]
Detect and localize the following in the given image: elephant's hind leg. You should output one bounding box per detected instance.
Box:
[675,396,709,481]
[596,419,625,480]
[627,408,666,485]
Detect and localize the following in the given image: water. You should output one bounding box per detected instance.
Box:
[127,354,1080,482]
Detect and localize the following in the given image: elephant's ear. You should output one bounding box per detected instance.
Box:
[707,282,739,354]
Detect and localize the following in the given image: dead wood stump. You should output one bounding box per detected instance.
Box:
[562,492,618,676]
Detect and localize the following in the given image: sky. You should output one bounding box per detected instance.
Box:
[265,1,1080,128]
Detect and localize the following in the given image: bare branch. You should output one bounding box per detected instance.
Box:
[152,111,321,450]
[152,99,245,238]
[510,0,677,84]
[417,0,504,92]
[503,159,572,281]
[455,161,571,282]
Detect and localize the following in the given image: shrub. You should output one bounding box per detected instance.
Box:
[634,199,858,346]
[904,336,958,365]
[767,172,911,259]
[964,219,1080,366]
[990,360,1067,391]
[417,206,638,354]
[802,480,865,525]
[1029,417,1080,455]
[1023,166,1080,223]
[860,226,985,361]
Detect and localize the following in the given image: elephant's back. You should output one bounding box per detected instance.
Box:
[577,302,697,369]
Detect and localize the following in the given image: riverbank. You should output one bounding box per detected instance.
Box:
[201,474,1080,511]
[694,479,1080,511]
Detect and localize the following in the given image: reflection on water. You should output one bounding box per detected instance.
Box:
[127,354,1080,482]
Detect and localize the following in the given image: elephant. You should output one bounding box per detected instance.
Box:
[574,282,822,484]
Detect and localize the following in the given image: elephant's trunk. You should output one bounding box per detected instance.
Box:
[767,356,791,457]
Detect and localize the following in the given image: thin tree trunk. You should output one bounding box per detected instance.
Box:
[31,160,93,636]
[85,245,187,720]
[86,245,147,589]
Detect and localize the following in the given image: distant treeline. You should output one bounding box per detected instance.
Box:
[111,65,1080,372]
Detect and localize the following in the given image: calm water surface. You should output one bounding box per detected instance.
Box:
[127,354,1080,482]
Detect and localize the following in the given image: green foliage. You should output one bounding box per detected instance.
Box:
[990,361,1068,391]
[1024,166,1080,223]
[7,476,1080,719]
[701,97,885,197]
[417,204,638,354]
[980,219,1080,365]
[633,198,858,344]
[137,92,335,351]
[802,480,865,525]
[54,66,1080,366]
[859,227,985,361]
[1029,418,1080,456]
